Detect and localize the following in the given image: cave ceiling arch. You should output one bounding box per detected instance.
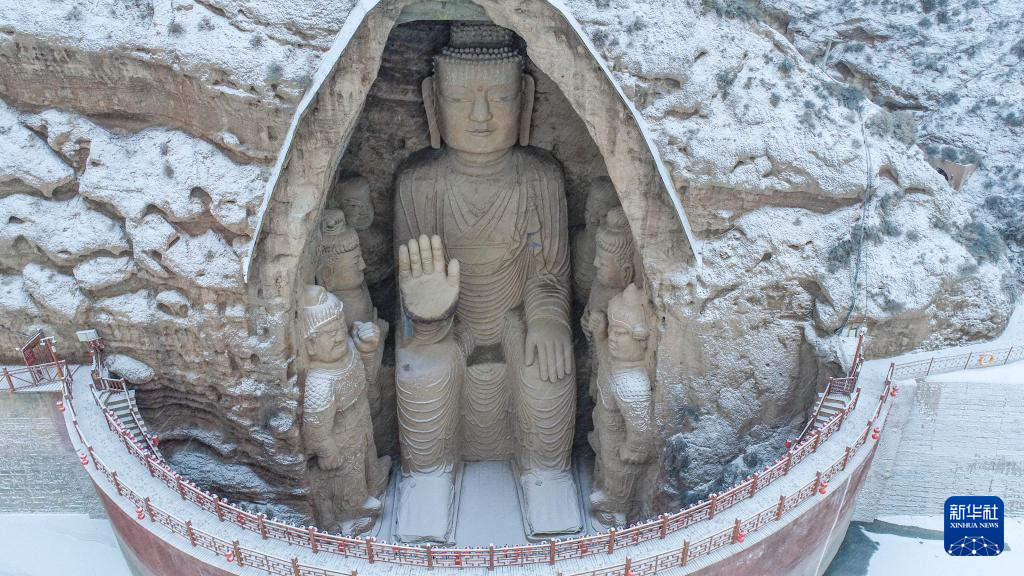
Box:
[245,0,699,313]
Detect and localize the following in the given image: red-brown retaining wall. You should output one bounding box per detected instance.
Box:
[97,485,236,576]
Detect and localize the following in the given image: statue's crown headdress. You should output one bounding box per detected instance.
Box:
[607,284,649,340]
[301,285,345,339]
[435,23,522,77]
[320,209,361,253]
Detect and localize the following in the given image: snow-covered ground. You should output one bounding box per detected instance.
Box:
[832,306,1024,573]
[0,514,131,576]
[828,517,1024,575]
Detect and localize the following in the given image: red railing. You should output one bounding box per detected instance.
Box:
[798,334,865,442]
[64,371,867,571]
[47,334,1021,574]
[3,361,69,392]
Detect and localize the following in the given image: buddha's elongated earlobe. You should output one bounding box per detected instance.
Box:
[519,74,535,146]
[422,76,442,149]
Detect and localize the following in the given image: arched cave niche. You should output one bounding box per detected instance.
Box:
[247,0,699,533]
[321,18,625,457]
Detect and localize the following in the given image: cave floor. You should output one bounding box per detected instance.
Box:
[370,457,603,546]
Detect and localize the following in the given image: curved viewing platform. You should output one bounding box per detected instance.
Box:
[24,332,1016,575]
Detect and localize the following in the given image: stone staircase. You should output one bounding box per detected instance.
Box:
[99,389,152,448]
[811,391,851,429]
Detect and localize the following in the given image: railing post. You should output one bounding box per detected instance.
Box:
[775,495,786,520]
[783,452,793,475]
[213,495,224,521]
[145,454,155,477]
[659,514,669,539]
[426,545,433,569]
[850,334,864,377]
[549,539,556,564]
[144,497,155,522]
[233,540,243,566]
[842,446,852,470]
[749,473,759,497]
[488,543,495,570]
[258,513,268,539]
[186,520,197,546]
[308,526,318,553]
[88,446,98,470]
[624,557,632,574]
[175,474,186,500]
[812,429,821,452]
[815,471,823,494]
[709,493,717,519]
[366,537,375,564]
[680,540,689,566]
[291,558,301,576]
[607,529,616,554]
[731,518,742,543]
[3,367,13,393]
[111,471,122,496]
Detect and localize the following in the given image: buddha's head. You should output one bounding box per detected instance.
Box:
[337,176,373,231]
[585,177,620,227]
[318,209,365,289]
[594,208,635,287]
[606,284,650,363]
[423,23,534,155]
[301,285,349,363]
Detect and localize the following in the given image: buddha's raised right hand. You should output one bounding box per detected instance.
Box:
[399,234,460,322]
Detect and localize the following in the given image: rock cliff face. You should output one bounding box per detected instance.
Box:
[0,0,1015,519]
[762,0,1024,282]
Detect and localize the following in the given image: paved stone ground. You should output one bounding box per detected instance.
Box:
[0,389,105,517]
[856,360,1024,518]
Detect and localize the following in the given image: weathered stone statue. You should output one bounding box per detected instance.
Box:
[394,235,466,543]
[588,284,654,527]
[336,175,390,285]
[315,209,387,411]
[393,23,580,540]
[582,208,636,343]
[583,207,637,399]
[573,177,621,306]
[300,285,390,535]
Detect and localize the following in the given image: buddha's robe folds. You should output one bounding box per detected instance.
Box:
[395,147,575,473]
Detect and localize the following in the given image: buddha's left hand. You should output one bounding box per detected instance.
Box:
[525,318,573,382]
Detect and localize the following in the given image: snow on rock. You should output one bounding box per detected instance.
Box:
[21,263,89,321]
[567,0,945,199]
[0,275,40,317]
[92,290,165,326]
[156,290,192,317]
[0,1,325,102]
[161,230,243,290]
[27,110,266,236]
[73,256,137,292]
[167,446,277,498]
[761,0,1024,277]
[0,194,129,266]
[104,353,156,384]
[0,101,75,196]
